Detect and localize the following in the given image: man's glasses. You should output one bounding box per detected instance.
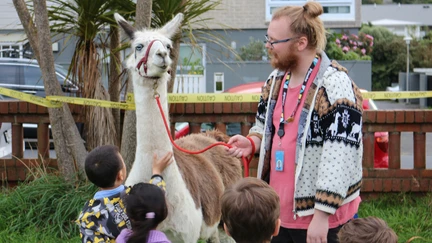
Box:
[264,35,297,48]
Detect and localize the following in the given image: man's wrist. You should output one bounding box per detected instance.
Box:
[314,209,330,220]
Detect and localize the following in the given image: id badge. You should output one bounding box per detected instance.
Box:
[275,150,284,172]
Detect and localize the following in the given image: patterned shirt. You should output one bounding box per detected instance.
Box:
[76,175,166,243]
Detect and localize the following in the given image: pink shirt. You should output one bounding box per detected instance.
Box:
[269,66,360,229]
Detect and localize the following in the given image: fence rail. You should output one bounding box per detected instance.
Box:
[1,101,431,195]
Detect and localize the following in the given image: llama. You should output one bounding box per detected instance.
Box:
[327,112,341,137]
[114,13,242,243]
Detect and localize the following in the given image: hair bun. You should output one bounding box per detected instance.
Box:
[303,1,323,18]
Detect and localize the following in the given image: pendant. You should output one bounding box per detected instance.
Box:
[277,129,285,137]
[286,117,294,123]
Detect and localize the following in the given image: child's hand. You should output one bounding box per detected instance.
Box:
[152,152,173,175]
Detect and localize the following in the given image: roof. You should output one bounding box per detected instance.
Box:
[370,19,421,26]
[0,33,27,44]
[362,4,432,26]
[0,1,22,30]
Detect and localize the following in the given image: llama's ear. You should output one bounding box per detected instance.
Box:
[114,13,136,40]
[159,13,184,39]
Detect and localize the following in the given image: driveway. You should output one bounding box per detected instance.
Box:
[374,100,432,169]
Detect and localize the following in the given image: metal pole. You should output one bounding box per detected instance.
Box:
[404,37,411,105]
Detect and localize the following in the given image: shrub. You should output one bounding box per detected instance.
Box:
[239,37,267,61]
[0,173,96,239]
[326,31,373,61]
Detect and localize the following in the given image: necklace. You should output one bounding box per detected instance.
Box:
[277,55,319,139]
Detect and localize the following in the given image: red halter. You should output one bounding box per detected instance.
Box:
[135,39,160,77]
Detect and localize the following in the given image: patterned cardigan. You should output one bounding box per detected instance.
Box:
[249,52,363,216]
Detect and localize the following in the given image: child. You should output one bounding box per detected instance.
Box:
[76,145,172,243]
[221,177,281,243]
[337,216,398,243]
[116,182,170,243]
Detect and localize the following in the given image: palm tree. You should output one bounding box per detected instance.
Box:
[46,0,136,150]
[14,0,88,181]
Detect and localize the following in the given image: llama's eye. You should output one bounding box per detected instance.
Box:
[166,45,171,50]
[135,44,143,51]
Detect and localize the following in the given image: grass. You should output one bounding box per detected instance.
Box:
[1,171,431,243]
[358,194,432,243]
[0,170,96,242]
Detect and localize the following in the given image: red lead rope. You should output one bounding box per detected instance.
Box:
[155,96,251,177]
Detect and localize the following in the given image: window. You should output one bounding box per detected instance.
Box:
[23,65,44,86]
[214,72,224,93]
[265,0,355,22]
[0,45,20,58]
[0,65,20,85]
[177,44,206,75]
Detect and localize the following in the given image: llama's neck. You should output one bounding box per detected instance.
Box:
[125,73,178,186]
[134,75,172,153]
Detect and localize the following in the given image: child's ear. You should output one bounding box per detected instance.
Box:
[223,223,231,236]
[273,219,281,236]
[117,169,125,182]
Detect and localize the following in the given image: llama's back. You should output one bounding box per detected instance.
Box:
[173,131,242,227]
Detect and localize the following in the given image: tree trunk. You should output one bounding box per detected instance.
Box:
[108,27,121,146]
[135,0,153,29]
[121,0,153,171]
[167,0,186,93]
[13,0,87,182]
[167,36,181,93]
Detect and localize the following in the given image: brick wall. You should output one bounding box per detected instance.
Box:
[196,0,361,29]
[197,0,267,29]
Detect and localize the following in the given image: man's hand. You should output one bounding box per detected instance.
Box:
[226,135,255,158]
[152,152,173,175]
[307,209,330,243]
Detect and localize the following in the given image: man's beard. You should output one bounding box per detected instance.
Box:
[269,45,299,71]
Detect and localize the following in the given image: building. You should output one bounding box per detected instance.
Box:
[362,4,432,38]
[0,0,369,93]
[193,0,369,92]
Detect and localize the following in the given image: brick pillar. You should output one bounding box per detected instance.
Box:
[12,123,23,159]
[362,132,375,168]
[170,122,176,139]
[37,123,50,160]
[388,132,401,169]
[240,122,252,136]
[215,122,226,133]
[190,122,201,134]
[413,132,426,169]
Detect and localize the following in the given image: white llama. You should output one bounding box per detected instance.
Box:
[115,13,242,243]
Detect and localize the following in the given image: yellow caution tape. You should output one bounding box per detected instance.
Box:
[46,96,136,110]
[361,91,432,100]
[126,93,262,103]
[0,87,62,108]
[127,91,432,103]
[2,87,432,110]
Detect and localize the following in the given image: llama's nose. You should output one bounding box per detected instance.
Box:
[156,50,167,58]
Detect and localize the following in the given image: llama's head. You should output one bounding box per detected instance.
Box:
[115,13,183,81]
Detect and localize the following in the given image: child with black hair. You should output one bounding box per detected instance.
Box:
[116,182,170,243]
[76,145,172,243]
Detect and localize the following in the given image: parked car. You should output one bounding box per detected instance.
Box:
[0,58,79,98]
[0,58,81,148]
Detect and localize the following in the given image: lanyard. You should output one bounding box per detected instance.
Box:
[277,55,319,139]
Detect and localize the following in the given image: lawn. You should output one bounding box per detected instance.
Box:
[1,174,431,243]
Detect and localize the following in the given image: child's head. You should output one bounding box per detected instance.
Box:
[221,177,280,243]
[125,182,168,242]
[85,145,126,189]
[338,216,398,243]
